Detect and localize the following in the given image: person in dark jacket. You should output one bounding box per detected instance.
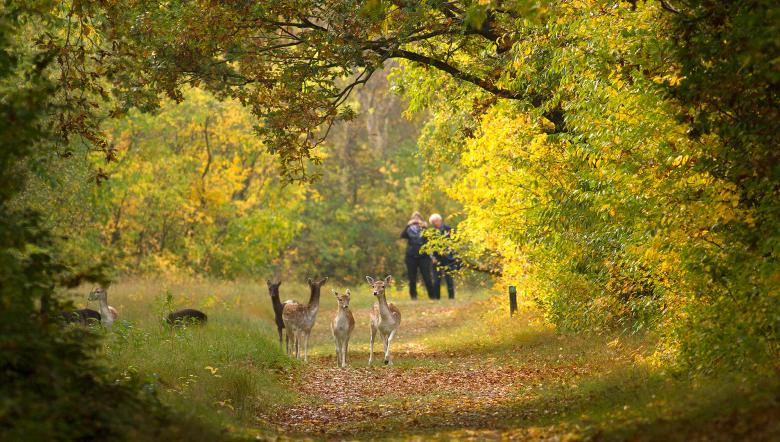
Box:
[429,213,457,300]
[400,211,435,300]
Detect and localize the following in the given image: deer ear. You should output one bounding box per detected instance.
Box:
[277,280,282,286]
[384,275,392,285]
[307,278,313,285]
[320,276,328,286]
[345,289,351,297]
[366,276,375,285]
[266,279,272,286]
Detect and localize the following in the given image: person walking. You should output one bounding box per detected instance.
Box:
[400,212,435,300]
[429,213,457,300]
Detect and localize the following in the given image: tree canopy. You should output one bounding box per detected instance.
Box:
[3,3,779,429]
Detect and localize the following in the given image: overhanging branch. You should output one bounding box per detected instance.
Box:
[386,48,521,99]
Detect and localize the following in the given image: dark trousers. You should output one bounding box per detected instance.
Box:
[405,254,434,300]
[433,262,455,299]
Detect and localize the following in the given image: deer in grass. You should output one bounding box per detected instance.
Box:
[331,289,354,368]
[366,276,401,366]
[266,279,286,349]
[87,287,115,327]
[282,277,328,361]
[63,287,113,326]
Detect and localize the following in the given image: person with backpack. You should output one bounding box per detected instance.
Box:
[400,212,435,300]
[429,213,458,300]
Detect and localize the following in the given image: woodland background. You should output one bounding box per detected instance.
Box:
[1,0,778,440]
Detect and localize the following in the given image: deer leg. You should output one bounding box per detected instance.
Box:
[385,329,397,365]
[303,332,310,363]
[278,326,283,348]
[344,337,350,367]
[369,324,377,365]
[383,335,391,365]
[334,337,341,367]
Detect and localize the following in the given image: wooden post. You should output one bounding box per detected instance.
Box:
[508,285,517,317]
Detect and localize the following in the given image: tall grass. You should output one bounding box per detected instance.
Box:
[65,277,493,437]
[67,277,305,438]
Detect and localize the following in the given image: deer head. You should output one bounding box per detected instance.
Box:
[333,289,351,310]
[366,275,392,297]
[307,276,328,288]
[266,279,282,297]
[88,286,107,302]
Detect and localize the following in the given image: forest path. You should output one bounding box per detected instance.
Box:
[260,295,593,440]
[258,293,780,441]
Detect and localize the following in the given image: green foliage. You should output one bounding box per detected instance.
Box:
[0,3,219,440]
[96,88,305,277]
[393,0,780,372]
[288,69,461,282]
[7,3,779,422]
[95,279,295,436]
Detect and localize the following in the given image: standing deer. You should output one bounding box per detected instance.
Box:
[282,277,328,361]
[266,279,286,349]
[331,289,355,368]
[367,275,401,366]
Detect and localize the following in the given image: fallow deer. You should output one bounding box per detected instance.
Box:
[366,276,401,365]
[266,279,286,349]
[88,287,114,327]
[282,277,328,361]
[63,287,113,327]
[166,308,207,325]
[331,289,355,368]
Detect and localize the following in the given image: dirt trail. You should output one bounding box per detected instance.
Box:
[258,298,780,441]
[261,299,576,439]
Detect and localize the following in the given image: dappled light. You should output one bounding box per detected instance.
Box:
[2,1,779,441]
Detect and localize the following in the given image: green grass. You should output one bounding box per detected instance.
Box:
[68,277,303,440]
[64,278,780,441]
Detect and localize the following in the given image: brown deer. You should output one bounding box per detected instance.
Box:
[61,287,117,326]
[331,289,355,368]
[266,279,286,349]
[366,276,401,365]
[282,277,328,361]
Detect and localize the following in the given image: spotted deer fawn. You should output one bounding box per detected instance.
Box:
[331,289,355,368]
[366,276,401,365]
[282,277,328,362]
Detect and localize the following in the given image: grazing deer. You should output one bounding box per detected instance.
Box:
[366,276,401,366]
[282,276,328,362]
[266,279,286,348]
[167,308,207,325]
[331,289,355,368]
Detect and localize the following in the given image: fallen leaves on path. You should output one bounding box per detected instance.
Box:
[261,353,577,437]
[260,300,588,439]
